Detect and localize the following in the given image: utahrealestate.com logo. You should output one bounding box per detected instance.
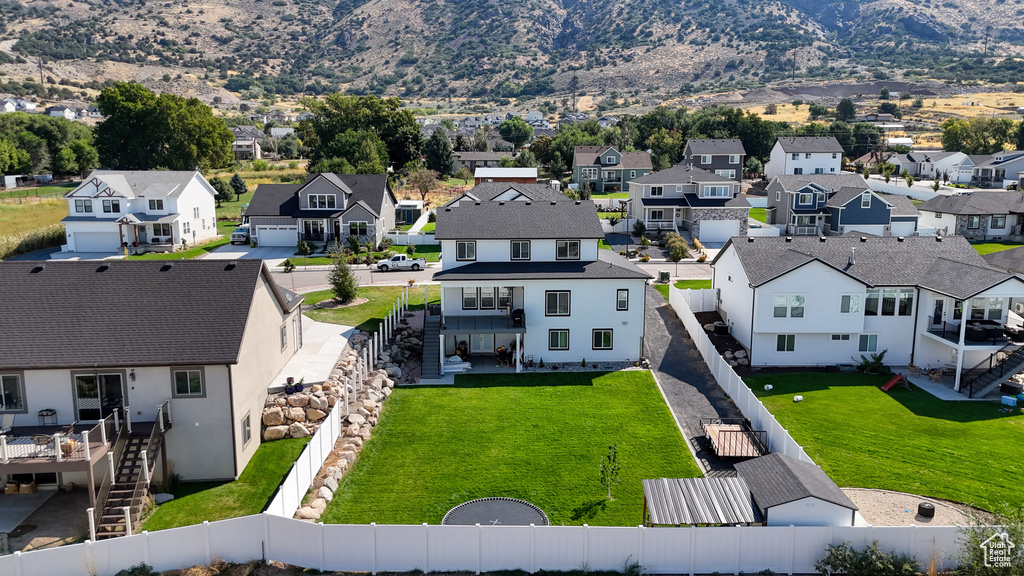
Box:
[980,532,1016,568]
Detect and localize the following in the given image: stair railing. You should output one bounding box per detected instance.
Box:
[961,341,1024,397]
[87,410,129,540]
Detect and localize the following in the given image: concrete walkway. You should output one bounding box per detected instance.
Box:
[269,316,353,391]
[644,286,743,476]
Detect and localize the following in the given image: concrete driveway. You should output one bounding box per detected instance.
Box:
[200,244,295,265]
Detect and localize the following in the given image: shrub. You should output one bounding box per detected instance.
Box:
[954,505,1023,576]
[427,211,436,223]
[347,235,361,252]
[328,251,359,304]
[632,219,646,237]
[295,240,315,256]
[855,349,890,375]
[406,244,416,256]
[814,541,917,576]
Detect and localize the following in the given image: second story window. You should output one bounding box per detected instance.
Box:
[456,241,476,261]
[805,153,812,159]
[193,207,200,218]
[75,199,92,213]
[798,192,813,205]
[703,186,730,198]
[791,153,799,161]
[650,186,663,197]
[102,199,120,213]
[729,154,740,164]
[701,155,712,164]
[861,193,871,208]
[149,199,164,211]
[510,240,530,260]
[309,194,337,209]
[545,291,570,316]
[605,155,616,164]
[556,240,580,260]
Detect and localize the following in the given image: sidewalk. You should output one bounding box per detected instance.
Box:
[269,317,354,391]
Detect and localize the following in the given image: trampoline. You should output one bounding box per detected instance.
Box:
[442,497,550,526]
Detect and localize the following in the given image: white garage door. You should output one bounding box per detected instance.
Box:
[256,226,297,247]
[890,221,916,236]
[699,220,741,244]
[844,224,887,236]
[74,232,121,252]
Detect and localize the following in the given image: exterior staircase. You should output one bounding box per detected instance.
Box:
[960,342,1024,398]
[422,315,442,379]
[96,426,158,539]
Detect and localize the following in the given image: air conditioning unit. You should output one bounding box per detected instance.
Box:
[1013,302,1024,315]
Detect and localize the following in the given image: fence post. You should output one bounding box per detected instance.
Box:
[141,449,149,484]
[530,524,536,574]
[689,525,696,576]
[476,523,483,575]
[423,522,430,572]
[583,524,589,567]
[1,435,7,463]
[123,506,133,536]
[371,522,377,575]
[142,530,151,567]
[788,525,796,575]
[203,520,212,566]
[262,513,270,564]
[83,429,91,461]
[54,433,62,462]
[637,525,644,568]
[318,522,325,573]
[87,507,96,542]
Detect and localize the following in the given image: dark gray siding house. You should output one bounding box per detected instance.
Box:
[682,139,746,182]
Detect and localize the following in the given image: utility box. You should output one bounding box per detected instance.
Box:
[658,270,670,283]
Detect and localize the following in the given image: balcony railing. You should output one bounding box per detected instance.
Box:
[0,412,116,464]
[786,225,822,236]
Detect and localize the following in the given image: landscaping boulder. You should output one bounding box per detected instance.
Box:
[154,493,175,504]
[317,486,334,502]
[287,394,310,407]
[348,413,366,425]
[735,350,748,359]
[295,506,319,520]
[263,407,286,426]
[306,408,326,421]
[324,476,339,491]
[289,422,310,438]
[263,425,289,441]
[287,407,306,422]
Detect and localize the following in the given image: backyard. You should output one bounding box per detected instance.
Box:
[321,371,699,526]
[304,285,439,332]
[745,372,1024,512]
[971,241,1024,255]
[144,437,309,530]
[749,207,766,223]
[0,198,68,258]
[654,279,711,300]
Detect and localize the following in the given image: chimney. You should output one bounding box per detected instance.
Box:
[849,247,856,265]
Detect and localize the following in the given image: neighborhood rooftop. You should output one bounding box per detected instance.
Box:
[631,164,735,185]
[774,136,845,154]
[433,249,651,281]
[573,145,653,168]
[917,190,1024,215]
[456,182,566,203]
[716,234,1019,300]
[0,260,301,370]
[684,139,746,156]
[65,170,204,199]
[770,174,869,191]
[734,453,858,512]
[435,198,606,240]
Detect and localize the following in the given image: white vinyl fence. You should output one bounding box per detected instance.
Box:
[0,514,962,576]
[265,401,343,517]
[384,232,439,246]
[865,179,940,202]
[668,287,814,463]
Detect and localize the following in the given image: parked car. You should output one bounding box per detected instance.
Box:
[376,254,425,271]
[230,225,251,245]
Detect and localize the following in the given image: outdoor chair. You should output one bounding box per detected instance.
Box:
[60,421,77,437]
[0,413,13,434]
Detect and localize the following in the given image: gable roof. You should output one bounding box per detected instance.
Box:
[768,174,869,193]
[66,171,208,200]
[474,167,537,179]
[684,139,746,156]
[734,453,857,512]
[631,164,735,185]
[883,194,921,217]
[246,184,301,217]
[917,191,1024,215]
[825,186,883,208]
[435,198,605,240]
[434,249,650,281]
[573,146,653,169]
[982,246,1024,274]
[245,174,393,219]
[452,182,566,203]
[0,260,301,370]
[453,151,507,162]
[715,235,1017,300]
[775,136,845,154]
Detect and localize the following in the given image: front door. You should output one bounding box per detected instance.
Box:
[333,221,341,243]
[75,373,125,421]
[470,334,494,354]
[932,299,944,326]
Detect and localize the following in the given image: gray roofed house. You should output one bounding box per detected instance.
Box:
[734,454,857,526]
[573,145,653,193]
[775,136,846,154]
[982,246,1024,274]
[916,191,1024,239]
[435,199,605,240]
[682,139,747,182]
[449,182,566,204]
[765,136,845,180]
[452,151,506,171]
[0,259,304,486]
[766,174,919,237]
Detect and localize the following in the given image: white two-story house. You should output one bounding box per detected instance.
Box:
[627,164,749,243]
[430,184,650,375]
[712,235,1024,397]
[764,137,845,180]
[62,171,218,254]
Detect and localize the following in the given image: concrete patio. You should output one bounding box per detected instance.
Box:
[269,316,353,391]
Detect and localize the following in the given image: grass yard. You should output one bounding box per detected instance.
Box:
[420,222,436,232]
[215,191,255,221]
[126,235,231,260]
[971,241,1024,255]
[0,198,68,258]
[654,279,712,300]
[144,438,309,530]
[745,372,1024,512]
[749,207,767,223]
[590,191,629,200]
[305,285,440,332]
[598,238,613,250]
[0,182,78,200]
[321,371,699,525]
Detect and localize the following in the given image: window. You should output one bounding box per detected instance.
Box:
[349,221,367,236]
[193,207,200,218]
[581,167,598,179]
[102,199,120,213]
[498,287,511,309]
[967,215,980,229]
[830,167,836,172]
[592,329,613,350]
[861,193,871,208]
[75,199,92,213]
[840,295,860,313]
[479,288,495,309]
[729,154,740,164]
[859,334,878,352]
[650,186,664,196]
[865,289,879,316]
[793,168,804,175]
[616,289,629,311]
[796,215,815,227]
[701,155,712,164]
[972,297,1004,321]
[831,334,851,341]
[149,199,164,211]
[153,223,171,237]
[280,325,287,350]
[650,209,665,220]
[776,334,795,352]
[173,369,203,397]
[881,288,898,315]
[242,413,252,446]
[556,240,580,260]
[832,153,838,159]
[992,215,1007,229]
[549,329,569,350]
[510,240,530,260]
[462,287,478,309]
[456,241,476,261]
[0,374,24,411]
[183,222,190,234]
[605,155,616,164]
[953,300,963,320]
[774,295,788,318]
[898,289,914,316]
[799,193,813,205]
[715,170,736,179]
[791,153,799,160]
[805,153,812,159]
[545,291,570,316]
[309,194,337,209]
[934,212,942,219]
[602,171,616,180]
[775,191,781,201]
[774,294,805,317]
[790,295,805,317]
[703,185,730,198]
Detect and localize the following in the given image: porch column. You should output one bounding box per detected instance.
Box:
[954,301,970,391]
[515,333,521,374]
[439,334,446,376]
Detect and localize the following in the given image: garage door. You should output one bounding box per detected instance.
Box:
[699,220,741,244]
[74,232,121,252]
[256,226,297,247]
[890,221,916,236]
[844,224,887,236]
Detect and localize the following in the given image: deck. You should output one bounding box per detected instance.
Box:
[700,418,768,458]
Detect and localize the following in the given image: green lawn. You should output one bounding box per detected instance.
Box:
[590,191,629,200]
[749,207,767,223]
[419,222,436,232]
[0,182,78,199]
[597,210,626,220]
[305,285,439,332]
[598,238,613,250]
[217,220,241,235]
[321,371,699,525]
[215,191,255,221]
[126,235,231,260]
[971,241,1024,255]
[745,372,1024,511]
[654,279,712,300]
[144,438,309,530]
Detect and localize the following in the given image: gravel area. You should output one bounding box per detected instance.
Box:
[844,488,977,526]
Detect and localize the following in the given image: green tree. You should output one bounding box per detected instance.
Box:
[52,147,78,176]
[598,444,621,500]
[454,165,473,184]
[497,117,534,150]
[879,86,891,100]
[67,139,98,172]
[836,98,856,122]
[210,177,232,208]
[764,103,778,115]
[902,169,914,188]
[328,251,359,304]
[407,167,440,204]
[513,149,537,168]
[880,163,897,183]
[473,128,489,151]
[545,154,567,180]
[277,133,303,159]
[498,155,515,168]
[230,173,247,201]
[744,157,763,179]
[1016,119,1024,151]
[424,129,454,176]
[312,129,388,174]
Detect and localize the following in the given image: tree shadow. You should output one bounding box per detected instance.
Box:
[570,498,608,521]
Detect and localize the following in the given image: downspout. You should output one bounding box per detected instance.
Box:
[909,288,921,365]
[226,364,238,480]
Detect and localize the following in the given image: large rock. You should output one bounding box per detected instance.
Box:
[735,349,748,359]
[154,493,175,504]
[386,366,402,378]
[348,413,366,425]
[287,407,306,422]
[295,507,319,520]
[287,394,310,407]
[289,422,310,438]
[306,408,326,421]
[262,407,286,426]
[324,476,339,491]
[263,425,289,441]
[317,486,334,502]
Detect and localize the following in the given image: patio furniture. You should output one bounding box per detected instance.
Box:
[928,370,944,382]
[965,326,986,342]
[908,364,921,377]
[37,408,56,426]
[0,413,12,434]
[31,434,52,446]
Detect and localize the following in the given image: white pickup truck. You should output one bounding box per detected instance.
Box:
[376,254,426,271]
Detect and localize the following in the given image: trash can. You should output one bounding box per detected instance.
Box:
[658,270,670,283]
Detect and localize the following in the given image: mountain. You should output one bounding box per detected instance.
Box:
[0,0,1022,103]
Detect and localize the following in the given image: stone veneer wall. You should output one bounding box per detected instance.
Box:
[689,208,750,240]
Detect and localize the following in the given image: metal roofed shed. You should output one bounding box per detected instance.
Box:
[734,453,858,526]
[642,477,761,526]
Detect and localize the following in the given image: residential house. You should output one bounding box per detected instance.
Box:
[269,127,296,139]
[46,106,76,120]
[246,113,268,124]
[474,167,537,185]
[681,139,746,182]
[524,110,544,123]
[452,151,506,172]
[246,173,396,247]
[231,126,266,161]
[887,151,966,180]
[13,98,36,111]
[853,113,895,123]
[711,234,1024,395]
[970,150,1024,188]
[0,99,15,113]
[916,191,1024,239]
[627,164,750,243]
[851,151,894,172]
[765,174,919,237]
[421,124,454,144]
[0,259,303,487]
[266,110,293,123]
[572,146,653,193]
[296,111,314,121]
[62,170,218,253]
[764,137,845,179]
[85,106,104,119]
[533,127,556,140]
[429,190,649,377]
[596,116,620,129]
[559,112,590,125]
[488,136,514,152]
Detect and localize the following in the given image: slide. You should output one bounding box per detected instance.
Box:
[881,374,906,392]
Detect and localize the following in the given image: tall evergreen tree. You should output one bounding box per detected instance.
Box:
[424,129,454,176]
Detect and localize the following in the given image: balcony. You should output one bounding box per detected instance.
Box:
[925,320,1020,346]
[0,415,116,474]
[786,225,823,236]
